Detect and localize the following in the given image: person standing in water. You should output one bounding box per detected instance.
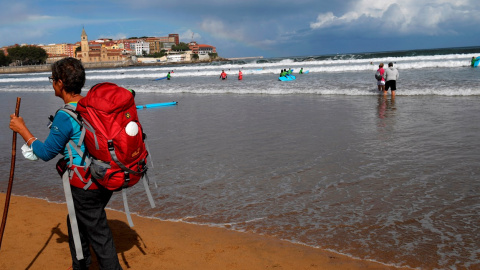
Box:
[167,72,171,80]
[220,70,227,80]
[238,70,243,80]
[376,63,385,93]
[384,62,399,98]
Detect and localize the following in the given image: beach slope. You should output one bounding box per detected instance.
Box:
[0,194,404,269]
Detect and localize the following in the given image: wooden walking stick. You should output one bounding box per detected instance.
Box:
[0,97,21,250]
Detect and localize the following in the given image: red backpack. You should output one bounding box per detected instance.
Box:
[75,82,148,190]
[59,82,155,226]
[58,82,155,260]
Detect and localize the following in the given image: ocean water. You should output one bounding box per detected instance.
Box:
[1,47,480,269]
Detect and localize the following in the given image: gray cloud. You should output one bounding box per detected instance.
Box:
[311,0,480,35]
[1,0,479,57]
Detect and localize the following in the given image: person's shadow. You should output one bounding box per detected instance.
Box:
[26,219,146,269]
[109,219,147,268]
[25,223,65,270]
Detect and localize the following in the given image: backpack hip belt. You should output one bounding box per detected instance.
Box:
[69,164,99,190]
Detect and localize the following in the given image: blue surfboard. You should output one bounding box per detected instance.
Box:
[153,76,168,81]
[136,101,178,109]
[474,57,480,67]
[279,75,296,81]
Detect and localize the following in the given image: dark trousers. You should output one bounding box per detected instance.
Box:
[67,186,122,270]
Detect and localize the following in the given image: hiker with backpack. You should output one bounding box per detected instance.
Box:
[9,57,123,270]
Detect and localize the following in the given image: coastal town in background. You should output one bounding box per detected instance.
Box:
[0,28,224,73]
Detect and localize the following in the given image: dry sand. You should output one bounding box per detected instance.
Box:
[0,194,407,269]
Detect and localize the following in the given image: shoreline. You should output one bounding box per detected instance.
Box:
[0,193,408,269]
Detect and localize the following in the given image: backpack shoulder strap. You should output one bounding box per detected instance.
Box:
[57,106,88,149]
[56,104,82,124]
[57,105,100,150]
[57,105,94,190]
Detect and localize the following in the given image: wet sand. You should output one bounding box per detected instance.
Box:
[0,194,408,269]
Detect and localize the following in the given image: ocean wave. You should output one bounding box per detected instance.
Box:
[2,83,479,96]
[131,86,480,96]
[2,50,478,81]
[2,47,479,96]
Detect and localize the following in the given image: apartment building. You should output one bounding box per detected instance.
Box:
[188,42,217,55]
[40,43,76,58]
[131,40,150,56]
[30,28,216,63]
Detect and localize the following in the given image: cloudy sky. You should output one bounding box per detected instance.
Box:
[1,0,479,58]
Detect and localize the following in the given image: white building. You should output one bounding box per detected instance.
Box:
[167,53,185,62]
[132,40,150,56]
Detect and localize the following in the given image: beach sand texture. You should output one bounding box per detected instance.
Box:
[0,194,405,270]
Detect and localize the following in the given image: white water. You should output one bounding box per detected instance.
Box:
[1,52,479,96]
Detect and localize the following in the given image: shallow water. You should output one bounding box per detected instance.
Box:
[1,49,480,269]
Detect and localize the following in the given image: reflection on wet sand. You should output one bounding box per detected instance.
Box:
[377,96,396,119]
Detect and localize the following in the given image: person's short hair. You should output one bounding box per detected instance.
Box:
[388,62,393,67]
[379,63,384,67]
[51,57,85,95]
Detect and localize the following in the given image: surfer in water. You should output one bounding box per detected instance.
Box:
[220,70,227,80]
[167,72,171,80]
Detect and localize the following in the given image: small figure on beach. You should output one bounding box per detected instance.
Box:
[376,63,385,93]
[238,70,243,80]
[384,62,399,98]
[220,70,227,80]
[9,57,122,269]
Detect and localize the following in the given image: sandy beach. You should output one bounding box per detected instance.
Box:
[0,194,405,270]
